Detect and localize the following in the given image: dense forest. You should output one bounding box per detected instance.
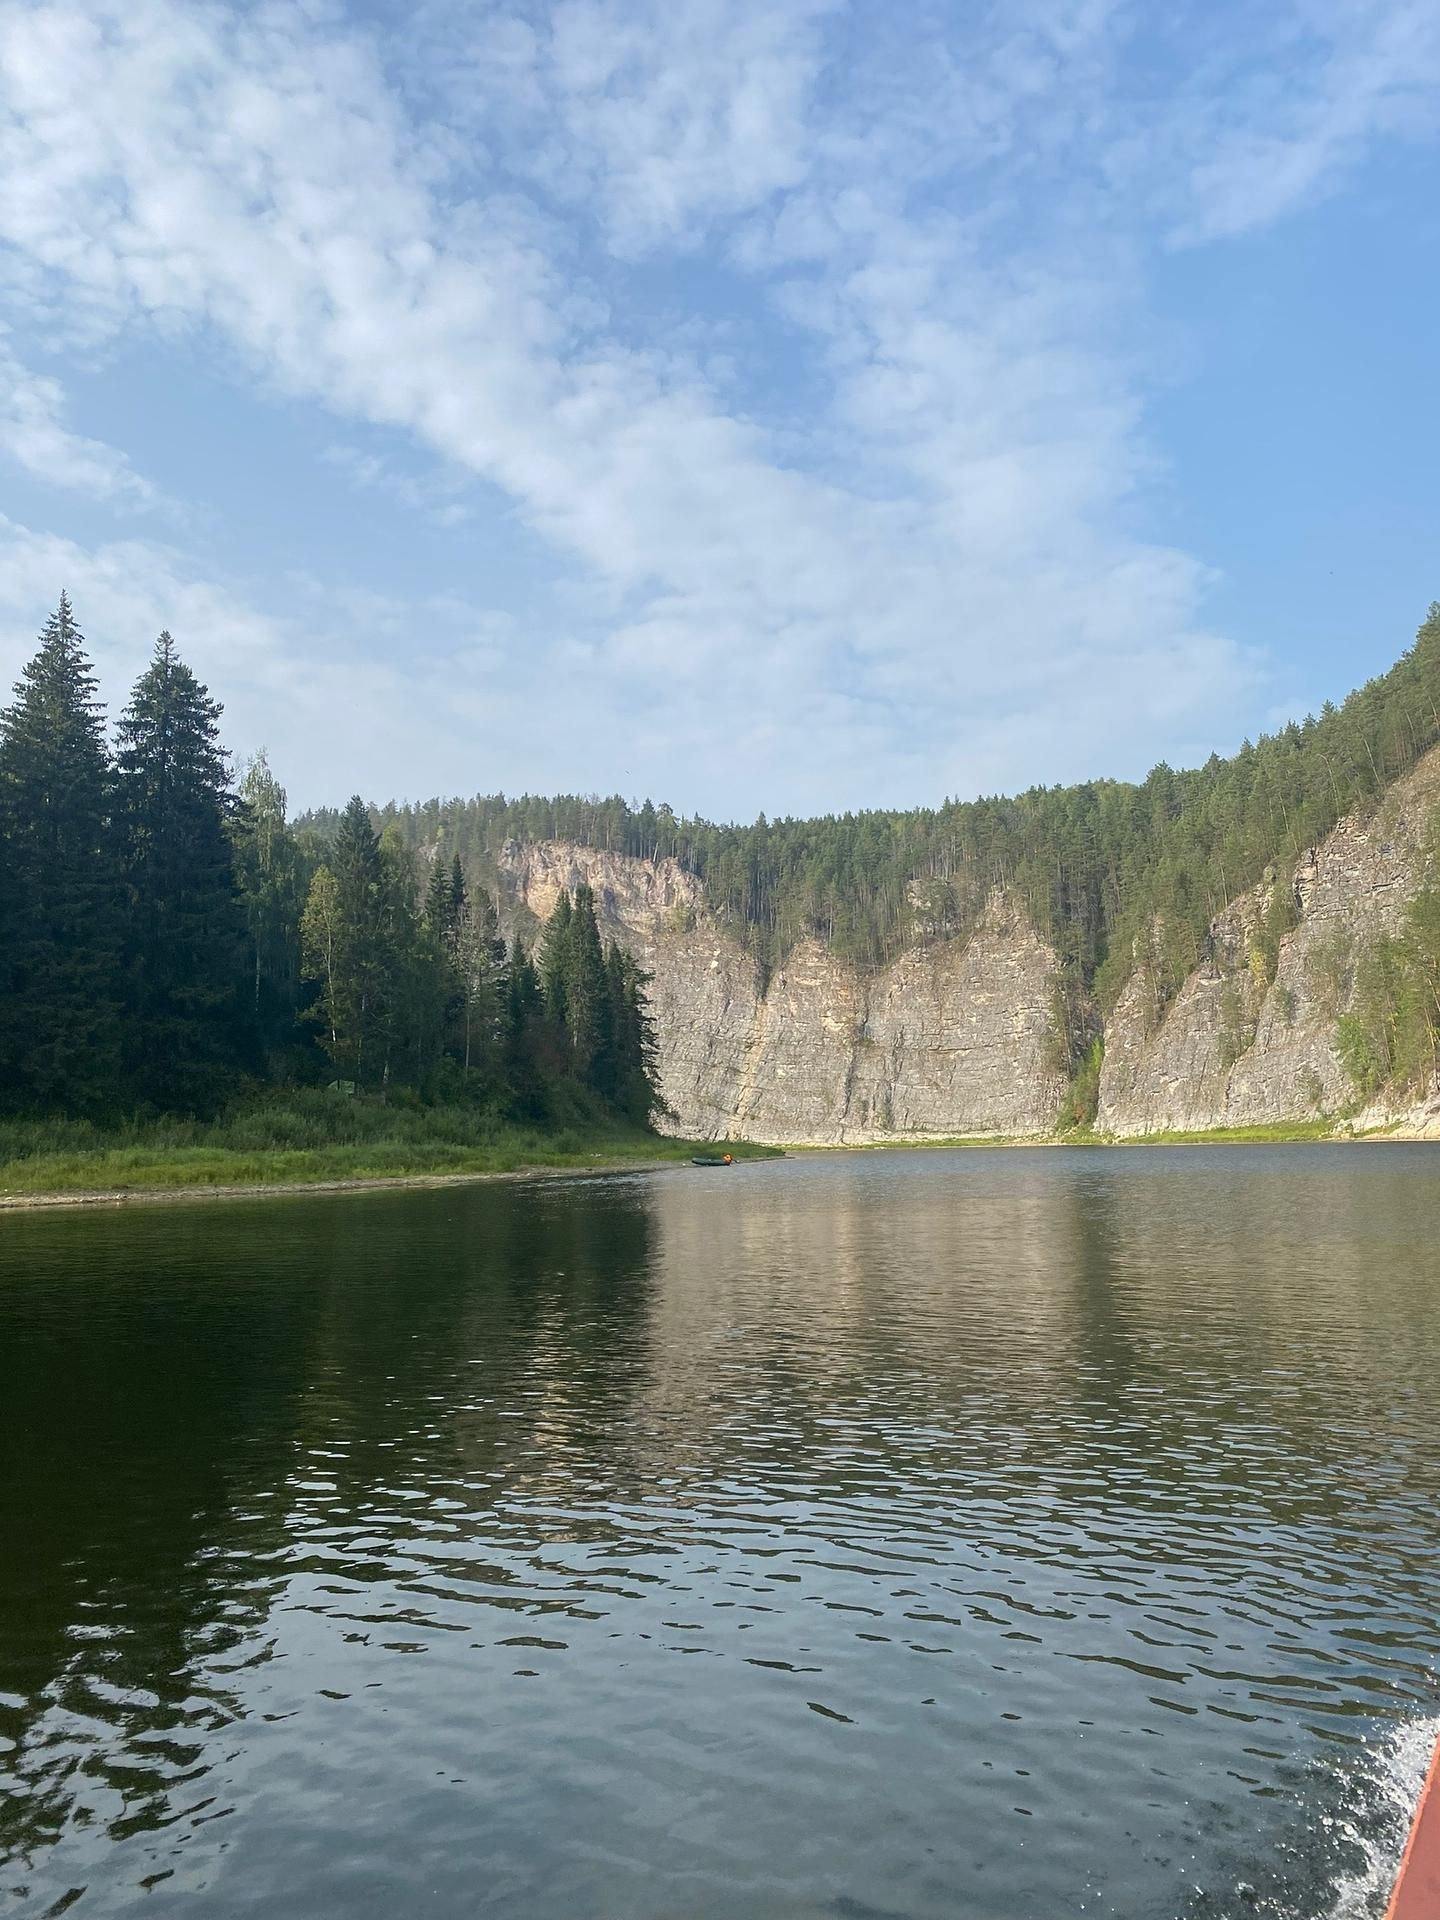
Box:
[5,594,1439,1126]
[315,605,1440,1044]
[0,597,663,1125]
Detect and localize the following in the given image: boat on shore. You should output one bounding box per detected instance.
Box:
[691,1152,734,1166]
[1387,1732,1440,1919]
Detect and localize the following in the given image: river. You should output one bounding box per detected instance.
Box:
[2,1145,1438,1918]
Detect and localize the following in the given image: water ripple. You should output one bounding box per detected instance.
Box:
[2,1147,1438,1917]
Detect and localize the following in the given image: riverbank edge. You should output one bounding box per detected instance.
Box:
[0,1140,784,1211]
[6,1117,1435,1212]
[782,1117,1438,1151]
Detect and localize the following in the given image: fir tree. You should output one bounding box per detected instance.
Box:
[566,883,610,1078]
[377,820,431,1086]
[503,934,548,1122]
[302,797,390,1086]
[335,797,386,1085]
[424,848,455,940]
[230,750,304,1065]
[448,854,467,933]
[114,632,248,1108]
[448,865,506,1078]
[422,849,462,1076]
[300,865,342,1064]
[602,941,664,1125]
[0,594,122,1110]
[540,889,573,1027]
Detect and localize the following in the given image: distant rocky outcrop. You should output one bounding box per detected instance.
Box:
[1097,742,1440,1134]
[496,842,1065,1142]
[493,741,1440,1144]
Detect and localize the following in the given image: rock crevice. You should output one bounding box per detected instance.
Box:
[495,740,1440,1146]
[496,844,1065,1142]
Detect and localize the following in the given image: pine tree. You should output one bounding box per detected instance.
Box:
[422,849,462,1077]
[448,854,467,935]
[300,865,343,1064]
[316,796,388,1087]
[441,862,506,1079]
[0,594,122,1110]
[423,849,454,940]
[377,821,429,1086]
[114,632,248,1108]
[456,879,507,1077]
[540,889,573,1028]
[503,934,548,1121]
[602,941,664,1125]
[566,883,609,1079]
[230,750,304,1067]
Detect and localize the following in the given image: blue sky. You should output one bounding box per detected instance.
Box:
[0,0,1437,819]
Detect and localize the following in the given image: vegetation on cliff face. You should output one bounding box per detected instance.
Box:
[340,608,1440,1039]
[0,600,663,1148]
[1336,849,1440,1098]
[6,592,1440,1150]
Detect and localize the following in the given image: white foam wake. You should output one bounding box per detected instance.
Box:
[1323,1715,1440,1920]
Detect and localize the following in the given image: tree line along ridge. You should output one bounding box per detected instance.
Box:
[3,594,1439,1126]
[0,595,663,1127]
[310,606,1440,1035]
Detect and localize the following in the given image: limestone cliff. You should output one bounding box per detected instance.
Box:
[1097,742,1440,1134]
[493,733,1440,1146]
[495,841,1066,1142]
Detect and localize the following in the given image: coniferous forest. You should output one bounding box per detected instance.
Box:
[0,596,663,1132]
[2,594,1440,1144]
[333,604,1440,1032]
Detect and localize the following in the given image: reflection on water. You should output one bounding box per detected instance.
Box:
[2,1147,1438,1918]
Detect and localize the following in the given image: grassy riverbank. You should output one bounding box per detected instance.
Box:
[0,1093,781,1200]
[791,1115,1364,1150]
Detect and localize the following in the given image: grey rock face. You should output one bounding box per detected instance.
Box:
[496,843,1066,1142]
[495,735,1440,1147]
[1097,744,1440,1133]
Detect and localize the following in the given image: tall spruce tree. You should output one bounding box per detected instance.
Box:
[230,750,305,1066]
[422,849,462,1078]
[114,632,248,1108]
[300,864,343,1064]
[423,848,457,942]
[377,820,430,1086]
[540,889,573,1028]
[566,883,610,1078]
[601,941,664,1125]
[0,594,122,1111]
[424,853,504,1078]
[503,934,548,1121]
[302,796,388,1086]
[455,876,506,1077]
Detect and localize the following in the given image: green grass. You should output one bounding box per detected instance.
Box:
[0,1092,782,1197]
[790,1115,1358,1150]
[1091,1116,1349,1145]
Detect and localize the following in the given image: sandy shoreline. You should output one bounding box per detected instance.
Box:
[4,1124,1435,1213]
[0,1158,693,1213]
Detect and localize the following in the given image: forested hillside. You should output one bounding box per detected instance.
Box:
[4,594,1439,1129]
[331,606,1440,1028]
[0,598,662,1128]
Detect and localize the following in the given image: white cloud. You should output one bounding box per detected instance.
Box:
[0,0,1433,816]
[0,515,525,806]
[404,0,836,253]
[321,443,474,528]
[0,333,155,505]
[1133,0,1440,242]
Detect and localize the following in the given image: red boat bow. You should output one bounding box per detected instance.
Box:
[1387,1733,1440,1920]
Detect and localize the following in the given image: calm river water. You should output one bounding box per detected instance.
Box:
[2,1146,1438,1919]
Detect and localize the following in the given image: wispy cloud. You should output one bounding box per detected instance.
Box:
[0,0,1434,813]
[0,333,155,506]
[321,444,473,529]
